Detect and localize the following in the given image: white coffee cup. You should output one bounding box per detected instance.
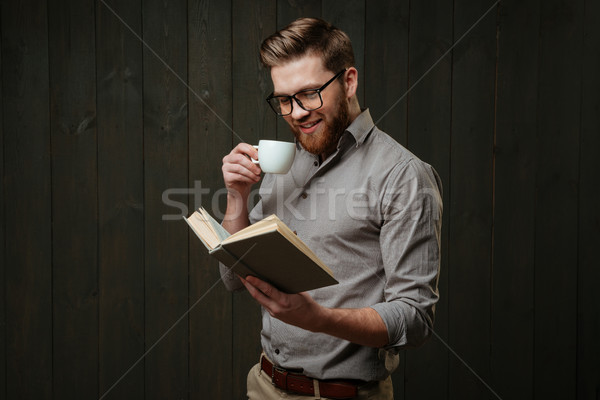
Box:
[251,140,296,174]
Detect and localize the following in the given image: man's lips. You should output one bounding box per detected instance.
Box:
[297,119,322,135]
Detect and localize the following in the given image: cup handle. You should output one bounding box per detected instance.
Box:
[251,145,259,164]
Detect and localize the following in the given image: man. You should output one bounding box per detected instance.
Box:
[220,17,442,399]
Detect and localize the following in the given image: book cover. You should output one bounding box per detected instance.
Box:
[184,208,338,293]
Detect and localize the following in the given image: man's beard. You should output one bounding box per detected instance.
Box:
[291,93,351,157]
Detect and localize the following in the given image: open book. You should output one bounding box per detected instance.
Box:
[184,208,338,293]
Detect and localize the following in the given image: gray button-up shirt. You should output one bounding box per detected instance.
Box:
[220,109,443,381]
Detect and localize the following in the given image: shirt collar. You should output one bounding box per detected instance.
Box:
[345,108,375,147]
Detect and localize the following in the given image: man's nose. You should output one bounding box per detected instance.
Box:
[290,99,310,120]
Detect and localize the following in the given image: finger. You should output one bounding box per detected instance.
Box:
[245,275,281,301]
[223,153,262,177]
[223,154,261,176]
[233,142,259,161]
[232,152,262,175]
[232,144,261,174]
[223,163,261,185]
[239,276,275,310]
[225,143,259,167]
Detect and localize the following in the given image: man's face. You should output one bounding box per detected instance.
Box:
[270,55,350,157]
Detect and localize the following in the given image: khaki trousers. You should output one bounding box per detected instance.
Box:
[246,362,394,400]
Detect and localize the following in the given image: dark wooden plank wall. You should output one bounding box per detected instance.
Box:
[1,1,599,399]
[449,0,496,398]
[96,0,145,397]
[535,1,583,399]
[491,0,538,398]
[48,0,99,397]
[578,1,600,398]
[2,0,53,397]
[142,0,190,398]
[0,17,4,398]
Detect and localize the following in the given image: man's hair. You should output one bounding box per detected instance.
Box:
[260,17,355,73]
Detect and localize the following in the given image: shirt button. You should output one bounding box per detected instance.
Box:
[313,161,318,166]
[275,349,280,355]
[300,192,307,199]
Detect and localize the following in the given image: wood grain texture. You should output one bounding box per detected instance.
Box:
[577,0,600,397]
[1,0,53,397]
[448,1,497,399]
[142,0,189,398]
[534,0,583,398]
[96,0,145,398]
[188,0,234,398]
[48,0,99,397]
[0,18,5,399]
[491,0,539,398]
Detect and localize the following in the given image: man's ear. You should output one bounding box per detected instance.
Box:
[343,67,358,99]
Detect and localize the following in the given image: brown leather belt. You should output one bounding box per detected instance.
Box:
[260,355,360,399]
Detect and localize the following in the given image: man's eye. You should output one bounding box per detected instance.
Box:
[278,97,291,105]
[298,91,318,101]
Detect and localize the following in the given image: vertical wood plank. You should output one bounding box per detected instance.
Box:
[322,0,365,105]
[365,0,410,146]
[0,23,5,399]
[231,1,276,398]
[48,0,99,397]
[490,0,539,398]
[448,1,497,398]
[1,0,53,397]
[405,0,453,399]
[577,0,600,396]
[534,1,583,398]
[96,0,145,398]
[187,0,233,398]
[142,0,189,398]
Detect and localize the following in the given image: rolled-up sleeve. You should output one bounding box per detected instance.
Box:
[371,160,443,350]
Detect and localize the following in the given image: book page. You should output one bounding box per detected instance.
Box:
[222,218,278,243]
[186,211,221,249]
[199,207,231,241]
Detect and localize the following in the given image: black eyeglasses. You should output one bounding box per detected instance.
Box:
[266,69,347,116]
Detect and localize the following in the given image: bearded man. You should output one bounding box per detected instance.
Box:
[220,17,443,400]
